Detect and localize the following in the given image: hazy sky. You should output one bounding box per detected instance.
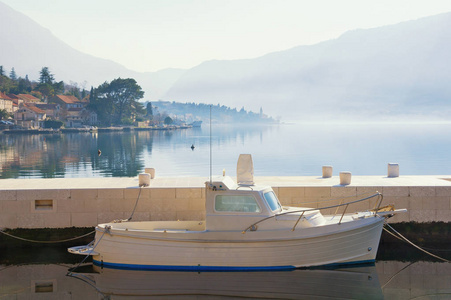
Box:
[3,0,451,72]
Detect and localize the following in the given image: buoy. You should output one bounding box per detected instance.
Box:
[191,144,195,150]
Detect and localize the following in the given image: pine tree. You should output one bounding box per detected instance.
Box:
[9,67,17,81]
[39,67,54,84]
[146,102,153,117]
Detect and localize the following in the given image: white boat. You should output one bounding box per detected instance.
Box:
[69,154,406,271]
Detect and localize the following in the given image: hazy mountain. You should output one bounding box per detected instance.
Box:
[164,13,451,121]
[2,0,450,121]
[0,1,184,100]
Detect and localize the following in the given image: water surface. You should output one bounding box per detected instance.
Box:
[1,123,451,178]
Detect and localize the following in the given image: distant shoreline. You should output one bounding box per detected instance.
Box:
[0,125,195,134]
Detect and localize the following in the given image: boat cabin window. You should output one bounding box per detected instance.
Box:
[215,195,261,213]
[264,191,282,211]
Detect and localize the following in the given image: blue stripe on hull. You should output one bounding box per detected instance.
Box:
[93,259,375,272]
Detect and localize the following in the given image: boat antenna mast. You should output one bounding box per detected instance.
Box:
[209,104,212,185]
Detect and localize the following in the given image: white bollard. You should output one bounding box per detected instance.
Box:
[145,167,156,179]
[322,166,333,178]
[339,172,352,185]
[139,173,151,187]
[388,163,399,177]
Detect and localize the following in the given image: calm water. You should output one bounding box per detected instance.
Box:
[1,237,450,299]
[1,250,450,299]
[2,123,451,298]
[1,122,451,179]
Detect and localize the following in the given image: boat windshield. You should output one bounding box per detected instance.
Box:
[215,195,261,213]
[264,191,282,211]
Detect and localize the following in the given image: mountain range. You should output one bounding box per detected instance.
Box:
[165,12,451,120]
[0,1,184,101]
[1,1,451,121]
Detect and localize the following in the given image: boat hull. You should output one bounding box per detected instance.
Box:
[91,216,385,271]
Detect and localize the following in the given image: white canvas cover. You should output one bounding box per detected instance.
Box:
[237,154,254,185]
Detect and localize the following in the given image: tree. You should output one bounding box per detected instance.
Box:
[39,67,54,84]
[37,67,63,100]
[88,83,114,125]
[146,102,153,118]
[0,66,4,76]
[17,76,32,93]
[0,109,11,120]
[164,116,173,125]
[0,75,14,93]
[94,78,144,125]
[9,68,17,81]
[53,80,64,95]
[37,83,54,100]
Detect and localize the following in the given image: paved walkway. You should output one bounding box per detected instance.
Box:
[1,175,451,189]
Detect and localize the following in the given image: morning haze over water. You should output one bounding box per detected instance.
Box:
[2,122,451,179]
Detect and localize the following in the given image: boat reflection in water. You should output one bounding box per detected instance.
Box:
[71,263,383,299]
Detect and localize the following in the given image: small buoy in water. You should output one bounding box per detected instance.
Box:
[98,149,102,156]
[191,144,195,150]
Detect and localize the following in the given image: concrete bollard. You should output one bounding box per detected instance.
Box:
[145,167,156,179]
[139,173,151,186]
[388,163,399,177]
[322,166,333,178]
[339,172,352,185]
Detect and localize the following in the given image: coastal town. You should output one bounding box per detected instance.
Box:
[0,67,275,132]
[0,92,98,130]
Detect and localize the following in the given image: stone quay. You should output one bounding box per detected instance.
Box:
[1,175,451,229]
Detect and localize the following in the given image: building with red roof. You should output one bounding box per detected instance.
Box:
[49,95,83,109]
[0,92,14,114]
[14,103,47,129]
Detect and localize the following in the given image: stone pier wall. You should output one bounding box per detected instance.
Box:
[1,176,450,229]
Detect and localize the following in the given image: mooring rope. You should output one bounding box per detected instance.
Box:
[126,186,143,221]
[381,261,415,289]
[67,272,105,297]
[0,229,95,244]
[383,223,450,263]
[67,226,110,276]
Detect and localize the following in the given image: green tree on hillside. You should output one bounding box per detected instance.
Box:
[17,75,32,93]
[0,66,4,76]
[92,78,145,125]
[37,67,64,100]
[9,68,17,81]
[146,102,153,119]
[39,67,54,84]
[0,74,14,93]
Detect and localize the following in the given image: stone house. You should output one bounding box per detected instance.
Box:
[34,103,61,120]
[6,94,22,113]
[0,92,13,114]
[49,95,84,109]
[49,95,97,127]
[17,94,41,103]
[65,107,98,127]
[14,104,46,129]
